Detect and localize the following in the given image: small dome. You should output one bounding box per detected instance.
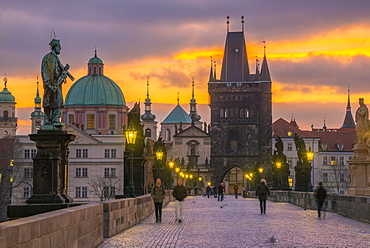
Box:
[88,56,103,64]
[65,75,126,107]
[0,87,15,103]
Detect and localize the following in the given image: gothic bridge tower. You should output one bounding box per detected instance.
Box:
[208,17,272,184]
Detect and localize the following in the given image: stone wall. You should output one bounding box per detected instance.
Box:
[248,191,370,223]
[0,203,103,248]
[103,191,173,238]
[0,192,173,248]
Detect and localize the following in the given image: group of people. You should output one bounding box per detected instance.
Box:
[151,178,327,223]
[151,178,187,223]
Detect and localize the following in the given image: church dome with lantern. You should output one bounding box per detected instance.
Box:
[62,51,128,135]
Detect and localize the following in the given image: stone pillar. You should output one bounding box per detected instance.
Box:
[347,143,370,196]
[26,129,75,204]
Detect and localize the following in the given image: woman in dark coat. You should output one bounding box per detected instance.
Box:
[256,179,270,214]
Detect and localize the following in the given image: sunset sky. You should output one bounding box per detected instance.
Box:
[2,0,370,134]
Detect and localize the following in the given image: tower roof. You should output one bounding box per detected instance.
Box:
[260,44,271,81]
[0,77,16,103]
[341,87,355,129]
[162,104,192,124]
[220,31,250,82]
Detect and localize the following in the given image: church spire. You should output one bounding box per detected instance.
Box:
[189,78,201,122]
[340,86,355,129]
[260,41,271,81]
[31,77,44,133]
[141,76,156,123]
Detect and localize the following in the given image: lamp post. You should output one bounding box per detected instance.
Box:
[125,124,137,197]
[307,147,314,188]
[276,162,282,189]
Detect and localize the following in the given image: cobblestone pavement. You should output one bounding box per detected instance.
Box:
[98,196,370,248]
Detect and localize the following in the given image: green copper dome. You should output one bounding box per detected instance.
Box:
[65,53,126,107]
[65,75,126,107]
[0,87,16,103]
[88,56,103,64]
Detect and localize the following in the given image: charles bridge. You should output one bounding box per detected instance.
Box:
[1,191,370,247]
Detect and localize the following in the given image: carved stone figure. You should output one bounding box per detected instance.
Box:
[294,133,308,164]
[41,39,74,125]
[355,98,369,143]
[275,135,284,157]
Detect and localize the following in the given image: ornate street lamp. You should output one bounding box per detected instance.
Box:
[307,147,314,188]
[156,151,163,160]
[125,124,137,197]
[276,161,281,189]
[259,168,264,174]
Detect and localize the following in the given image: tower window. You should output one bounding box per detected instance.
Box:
[87,114,95,129]
[108,115,116,129]
[3,110,8,119]
[145,128,152,138]
[165,129,171,141]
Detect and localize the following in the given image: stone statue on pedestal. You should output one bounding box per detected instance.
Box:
[355,98,369,144]
[41,38,74,126]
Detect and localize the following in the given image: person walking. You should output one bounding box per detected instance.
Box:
[213,185,218,198]
[206,185,211,198]
[233,185,239,199]
[151,178,165,223]
[218,183,225,201]
[314,182,327,218]
[256,179,270,214]
[173,179,187,223]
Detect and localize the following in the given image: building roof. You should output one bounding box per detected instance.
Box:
[273,118,356,152]
[161,104,192,124]
[0,79,15,103]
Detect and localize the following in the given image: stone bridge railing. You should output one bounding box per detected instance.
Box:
[248,190,370,223]
[0,191,173,248]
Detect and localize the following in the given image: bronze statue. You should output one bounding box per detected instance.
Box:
[355,98,369,143]
[41,38,74,125]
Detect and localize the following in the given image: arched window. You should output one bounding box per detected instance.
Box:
[87,114,95,129]
[165,129,171,141]
[145,128,152,138]
[68,114,74,124]
[3,110,9,119]
[108,115,116,129]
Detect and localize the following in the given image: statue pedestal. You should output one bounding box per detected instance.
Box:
[294,163,312,192]
[26,128,75,204]
[347,143,370,196]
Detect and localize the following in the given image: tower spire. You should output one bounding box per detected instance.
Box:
[260,41,271,81]
[177,92,180,105]
[241,16,244,32]
[340,86,355,129]
[209,57,214,81]
[189,78,201,122]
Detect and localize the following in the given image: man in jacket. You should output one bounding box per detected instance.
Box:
[151,178,165,223]
[314,182,327,218]
[173,179,187,223]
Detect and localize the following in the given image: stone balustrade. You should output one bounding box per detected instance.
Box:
[248,190,370,223]
[0,191,173,248]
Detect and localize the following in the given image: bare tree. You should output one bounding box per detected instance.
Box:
[317,163,350,194]
[0,137,26,222]
[88,177,118,201]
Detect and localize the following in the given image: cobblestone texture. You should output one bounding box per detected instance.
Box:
[98,196,370,248]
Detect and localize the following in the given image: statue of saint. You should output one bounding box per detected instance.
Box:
[355,98,369,143]
[275,135,284,157]
[294,133,308,164]
[41,39,73,125]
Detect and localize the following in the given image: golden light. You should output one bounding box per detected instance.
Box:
[156,152,163,160]
[276,162,282,169]
[189,175,193,179]
[207,182,211,186]
[288,178,293,187]
[307,148,314,161]
[181,173,185,178]
[168,161,174,168]
[198,177,203,181]
[9,177,14,182]
[259,168,264,174]
[125,124,137,146]
[9,159,14,166]
[331,160,336,166]
[0,174,2,182]
[175,167,180,173]
[245,174,250,179]
[185,174,189,179]
[249,173,253,178]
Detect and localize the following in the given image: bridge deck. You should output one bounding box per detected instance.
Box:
[98,195,370,247]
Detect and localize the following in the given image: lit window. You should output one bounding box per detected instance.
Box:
[108,115,116,130]
[339,156,344,165]
[87,114,95,129]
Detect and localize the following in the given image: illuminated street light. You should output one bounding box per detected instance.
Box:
[125,123,137,197]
